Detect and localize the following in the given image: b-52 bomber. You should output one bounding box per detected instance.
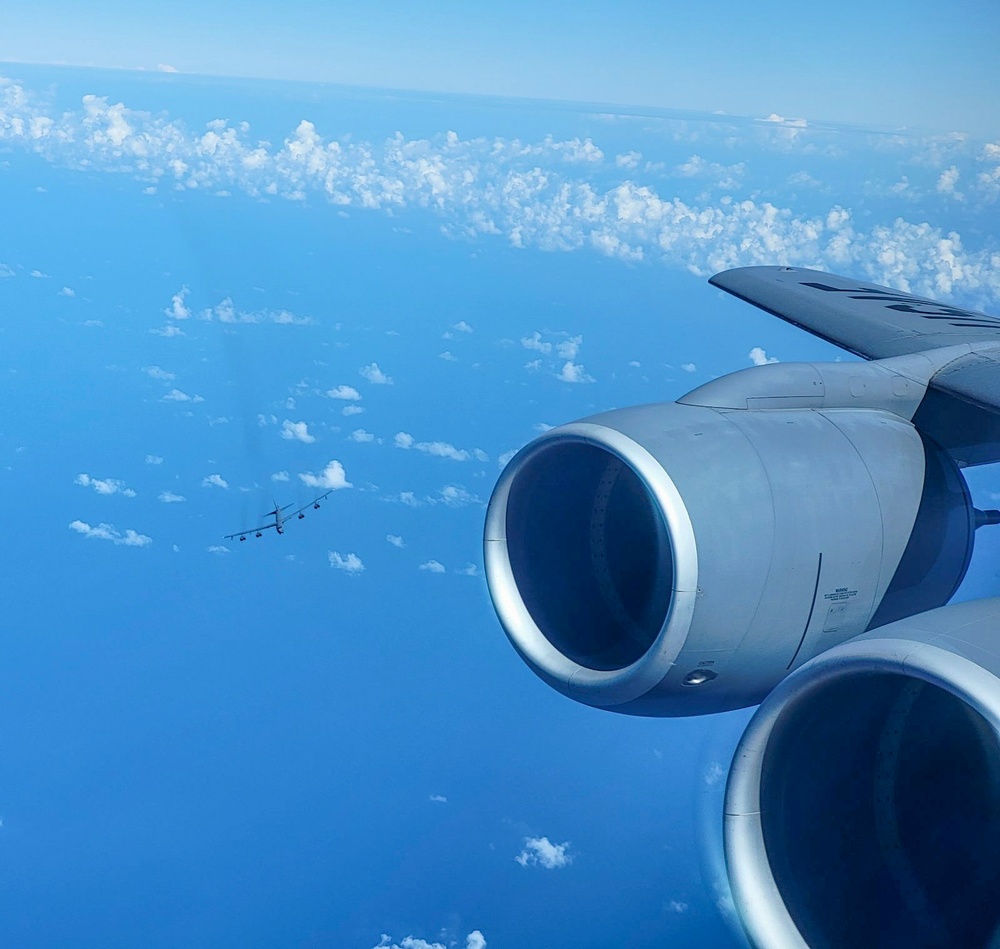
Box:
[225,490,332,542]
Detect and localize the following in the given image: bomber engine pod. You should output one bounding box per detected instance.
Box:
[724,597,1000,949]
[484,400,977,716]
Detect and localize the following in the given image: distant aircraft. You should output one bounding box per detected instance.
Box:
[484,267,1000,949]
[225,490,332,541]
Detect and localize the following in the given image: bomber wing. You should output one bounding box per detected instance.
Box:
[224,523,277,541]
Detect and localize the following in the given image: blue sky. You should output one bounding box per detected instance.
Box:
[1,0,999,136]
[0,14,998,949]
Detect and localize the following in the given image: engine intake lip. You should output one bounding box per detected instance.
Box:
[724,635,1000,949]
[484,421,698,707]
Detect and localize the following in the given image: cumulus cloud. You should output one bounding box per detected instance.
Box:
[438,485,482,507]
[342,405,365,416]
[452,320,473,333]
[69,520,151,546]
[4,77,999,306]
[515,836,572,869]
[326,384,362,400]
[349,429,376,443]
[373,933,485,949]
[74,473,136,497]
[162,388,203,403]
[158,490,185,502]
[749,347,779,366]
[386,534,405,547]
[280,419,316,443]
[145,454,164,465]
[329,550,364,573]
[456,563,479,576]
[202,473,228,488]
[360,362,393,385]
[666,900,689,914]
[59,286,75,297]
[521,331,552,354]
[704,761,725,786]
[145,365,175,381]
[428,794,447,803]
[271,470,289,481]
[198,297,310,325]
[556,335,583,359]
[298,459,352,490]
[419,560,446,573]
[394,432,485,462]
[681,362,697,372]
[165,287,190,320]
[556,361,594,383]
[206,544,229,554]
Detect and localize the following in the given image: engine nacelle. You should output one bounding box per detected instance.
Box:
[485,398,976,716]
[725,596,1000,949]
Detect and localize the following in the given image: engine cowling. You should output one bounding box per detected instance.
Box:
[484,400,976,716]
[725,597,1000,949]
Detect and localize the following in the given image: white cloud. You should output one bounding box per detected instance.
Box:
[202,474,228,489]
[165,287,190,320]
[342,405,365,416]
[0,263,15,278]
[74,473,136,497]
[936,165,962,198]
[386,534,405,547]
[556,335,583,359]
[349,429,375,443]
[151,324,184,337]
[162,388,203,403]
[439,350,456,361]
[329,550,364,573]
[681,362,697,372]
[749,347,779,366]
[419,560,446,573]
[4,78,999,308]
[521,331,552,354]
[394,432,484,462]
[327,384,362,400]
[704,761,725,786]
[616,150,642,169]
[360,362,393,385]
[271,470,289,481]
[428,793,447,803]
[145,454,164,465]
[207,544,229,554]
[157,63,179,73]
[69,520,151,547]
[298,459,352,490]
[456,563,479,576]
[58,286,75,297]
[556,361,594,383]
[373,933,485,949]
[145,365,175,381]
[515,836,572,869]
[452,320,473,333]
[158,490,185,503]
[30,269,48,278]
[280,419,316,443]
[666,900,689,914]
[438,485,482,507]
[199,297,311,325]
[498,449,516,468]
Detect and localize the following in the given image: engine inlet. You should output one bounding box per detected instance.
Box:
[484,423,698,707]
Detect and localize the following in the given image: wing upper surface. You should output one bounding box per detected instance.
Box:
[710,266,1000,415]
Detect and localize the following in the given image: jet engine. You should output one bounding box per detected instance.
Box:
[483,267,1000,948]
[486,396,976,717]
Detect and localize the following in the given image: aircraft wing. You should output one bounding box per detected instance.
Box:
[224,523,276,540]
[709,266,1000,415]
[287,490,333,519]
